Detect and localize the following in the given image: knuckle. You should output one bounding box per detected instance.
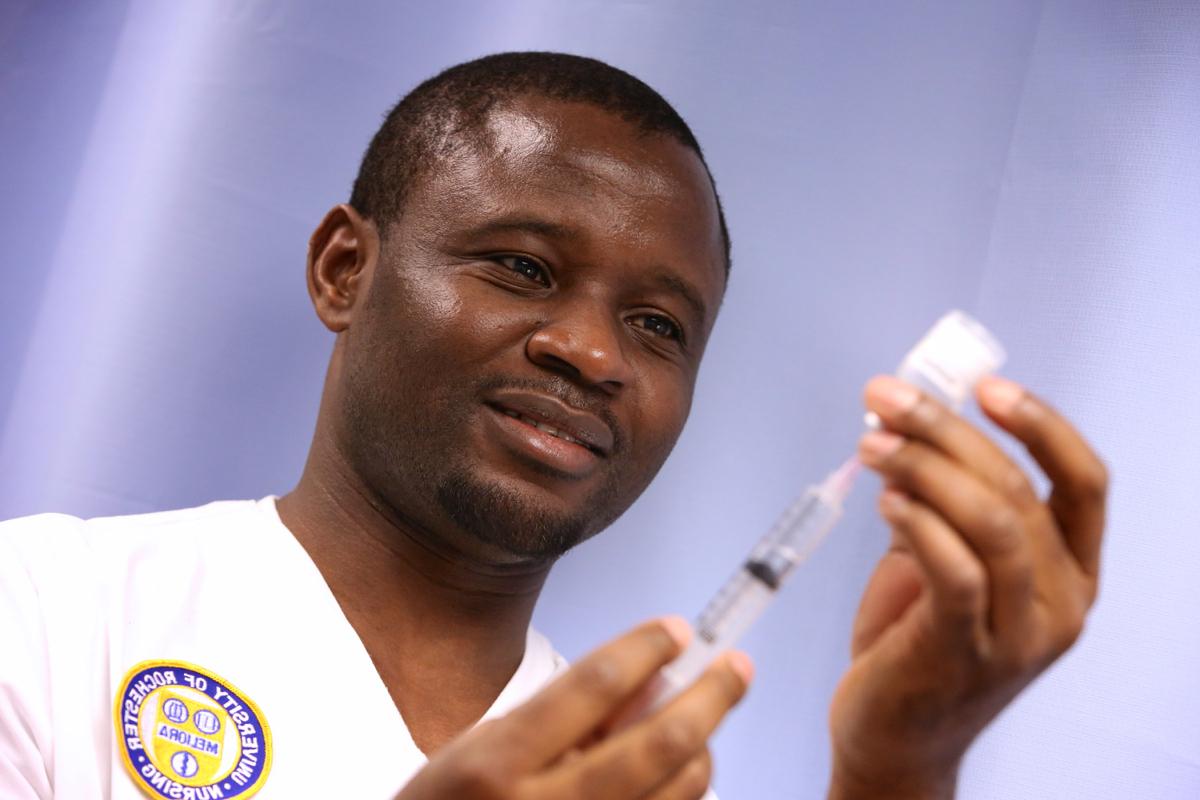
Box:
[999,639,1041,675]
[1005,566,1040,600]
[980,504,1025,555]
[942,564,987,613]
[1002,610,1086,675]
[1053,622,1083,658]
[646,717,701,767]
[572,655,625,702]
[678,750,714,799]
[1052,603,1087,655]
[885,442,921,481]
[716,662,749,706]
[445,754,513,800]
[1077,459,1110,501]
[994,626,1050,675]
[1001,466,1038,506]
[878,491,910,524]
[570,767,609,800]
[906,394,943,429]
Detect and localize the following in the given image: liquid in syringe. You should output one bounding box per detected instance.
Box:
[631,310,1006,717]
[643,457,860,708]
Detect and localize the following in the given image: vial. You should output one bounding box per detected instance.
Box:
[866,310,1007,428]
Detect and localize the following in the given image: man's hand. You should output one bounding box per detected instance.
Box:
[829,375,1108,800]
[398,618,752,800]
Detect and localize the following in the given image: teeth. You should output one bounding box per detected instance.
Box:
[501,409,587,448]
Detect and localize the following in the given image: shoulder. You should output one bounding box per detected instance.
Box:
[1,498,266,557]
[0,499,272,600]
[0,510,87,553]
[0,512,89,595]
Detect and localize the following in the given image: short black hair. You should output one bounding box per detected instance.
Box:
[348,51,731,272]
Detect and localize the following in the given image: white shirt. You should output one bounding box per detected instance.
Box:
[0,498,568,798]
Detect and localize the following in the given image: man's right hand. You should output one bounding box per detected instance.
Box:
[396,618,752,800]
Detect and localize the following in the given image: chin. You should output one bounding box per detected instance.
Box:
[434,467,616,560]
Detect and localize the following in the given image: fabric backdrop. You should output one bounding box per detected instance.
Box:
[2,1,1197,797]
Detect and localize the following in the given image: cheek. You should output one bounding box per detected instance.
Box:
[344,274,474,420]
[628,372,694,466]
[367,272,520,373]
[409,280,464,327]
[376,272,464,344]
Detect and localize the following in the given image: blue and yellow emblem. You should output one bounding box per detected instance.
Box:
[114,660,272,799]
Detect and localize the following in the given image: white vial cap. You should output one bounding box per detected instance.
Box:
[866,311,1006,428]
[896,310,1007,410]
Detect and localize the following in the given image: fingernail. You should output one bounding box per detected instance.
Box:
[858,430,904,465]
[879,489,909,515]
[660,616,692,649]
[726,651,755,684]
[977,376,1024,416]
[865,376,921,417]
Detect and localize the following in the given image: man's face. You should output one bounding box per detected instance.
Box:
[337,96,726,563]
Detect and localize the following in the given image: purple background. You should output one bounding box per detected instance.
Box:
[2,1,1198,796]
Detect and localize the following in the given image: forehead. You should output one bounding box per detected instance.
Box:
[400,96,727,312]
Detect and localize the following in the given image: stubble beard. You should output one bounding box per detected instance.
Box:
[344,371,627,562]
[435,465,621,560]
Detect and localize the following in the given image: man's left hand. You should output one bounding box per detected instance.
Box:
[827,374,1108,800]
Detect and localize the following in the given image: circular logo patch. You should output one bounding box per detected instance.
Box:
[114,661,272,799]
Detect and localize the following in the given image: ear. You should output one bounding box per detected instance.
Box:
[306,203,379,332]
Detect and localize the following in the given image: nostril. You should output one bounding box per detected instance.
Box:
[526,317,632,389]
[532,351,582,381]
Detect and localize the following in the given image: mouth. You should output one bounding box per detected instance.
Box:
[484,389,615,457]
[490,406,604,455]
[479,389,616,479]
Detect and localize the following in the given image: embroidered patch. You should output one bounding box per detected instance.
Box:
[114,660,272,799]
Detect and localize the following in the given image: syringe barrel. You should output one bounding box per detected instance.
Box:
[694,567,777,650]
[748,489,842,587]
[646,569,776,710]
[631,311,1006,725]
[637,481,847,714]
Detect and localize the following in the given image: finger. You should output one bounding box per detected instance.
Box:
[877,490,990,649]
[864,375,1040,512]
[643,749,713,800]
[860,434,1036,634]
[850,549,925,657]
[976,376,1109,578]
[531,652,751,799]
[502,617,692,768]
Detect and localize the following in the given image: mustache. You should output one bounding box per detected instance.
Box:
[475,374,625,455]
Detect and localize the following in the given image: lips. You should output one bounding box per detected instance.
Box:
[493,407,600,452]
[485,390,615,456]
[487,388,619,455]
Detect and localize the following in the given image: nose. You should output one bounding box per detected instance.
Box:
[526,303,633,392]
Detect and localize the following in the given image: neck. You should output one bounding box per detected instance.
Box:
[276,439,553,754]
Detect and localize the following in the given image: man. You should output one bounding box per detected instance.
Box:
[0,52,1107,799]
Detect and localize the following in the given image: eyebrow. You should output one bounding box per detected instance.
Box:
[650,271,709,326]
[462,217,581,241]
[462,216,710,324]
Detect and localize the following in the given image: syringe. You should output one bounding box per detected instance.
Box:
[627,310,1006,720]
[635,457,861,713]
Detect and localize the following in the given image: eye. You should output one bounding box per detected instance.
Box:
[494,255,550,286]
[631,313,684,342]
